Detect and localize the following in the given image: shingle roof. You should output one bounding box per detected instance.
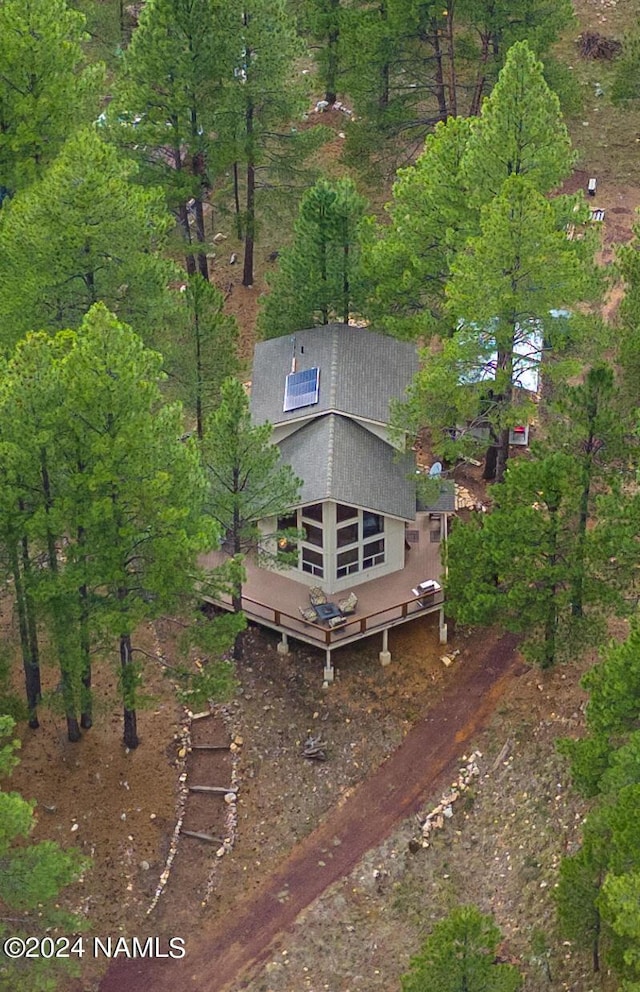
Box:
[416,479,456,513]
[278,414,416,521]
[250,324,418,427]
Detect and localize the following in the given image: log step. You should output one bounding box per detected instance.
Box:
[182,830,224,844]
[188,785,237,794]
[190,744,231,751]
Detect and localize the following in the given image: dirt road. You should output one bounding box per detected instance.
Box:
[99,632,521,992]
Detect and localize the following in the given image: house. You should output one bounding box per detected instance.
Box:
[251,324,420,595]
[203,323,453,681]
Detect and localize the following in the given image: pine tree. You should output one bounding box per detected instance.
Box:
[445,175,595,480]
[401,905,522,992]
[0,332,87,741]
[259,177,370,338]
[0,0,103,201]
[298,0,344,104]
[457,0,574,115]
[201,377,302,631]
[362,115,472,340]
[0,128,175,349]
[113,0,237,278]
[167,276,240,439]
[546,364,626,616]
[340,0,455,176]
[57,304,223,748]
[224,0,326,287]
[461,40,574,205]
[0,715,88,992]
[446,453,602,668]
[560,621,640,796]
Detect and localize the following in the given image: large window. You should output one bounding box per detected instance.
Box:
[302,547,324,577]
[335,509,385,579]
[298,503,325,578]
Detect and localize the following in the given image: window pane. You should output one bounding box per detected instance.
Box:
[302,546,323,577]
[302,502,323,523]
[337,522,358,547]
[277,512,297,531]
[363,512,384,538]
[337,547,359,567]
[336,503,358,523]
[337,562,359,578]
[364,538,384,557]
[303,523,323,548]
[363,538,385,570]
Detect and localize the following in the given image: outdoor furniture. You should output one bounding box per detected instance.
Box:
[299,606,320,624]
[328,615,348,630]
[309,586,327,606]
[412,579,442,607]
[314,602,341,622]
[338,592,358,615]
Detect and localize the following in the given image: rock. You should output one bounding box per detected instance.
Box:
[213,232,227,243]
[71,823,79,832]
[140,860,150,871]
[224,793,236,804]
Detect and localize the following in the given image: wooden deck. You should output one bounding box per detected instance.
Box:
[200,512,446,670]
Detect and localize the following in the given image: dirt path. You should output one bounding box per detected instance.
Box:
[99,632,522,992]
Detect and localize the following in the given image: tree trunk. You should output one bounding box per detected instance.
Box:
[542,506,559,669]
[11,545,40,728]
[40,449,80,741]
[482,441,498,482]
[242,141,256,286]
[469,31,491,116]
[194,198,209,281]
[78,552,92,729]
[19,529,41,726]
[21,534,41,697]
[233,162,242,240]
[325,1,340,104]
[120,632,139,749]
[571,458,592,617]
[593,907,601,973]
[494,425,511,484]
[431,20,449,120]
[445,4,457,117]
[194,299,204,440]
[231,476,244,659]
[177,201,197,277]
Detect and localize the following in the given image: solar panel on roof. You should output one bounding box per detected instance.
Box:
[283,367,320,412]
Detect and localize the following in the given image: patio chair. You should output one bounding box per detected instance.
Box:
[328,615,347,629]
[338,591,358,615]
[309,586,327,606]
[299,606,319,624]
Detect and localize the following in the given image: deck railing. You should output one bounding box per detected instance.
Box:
[236,590,445,647]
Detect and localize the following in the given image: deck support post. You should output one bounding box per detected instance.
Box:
[439,608,448,645]
[379,627,391,666]
[277,633,290,656]
[323,649,334,684]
